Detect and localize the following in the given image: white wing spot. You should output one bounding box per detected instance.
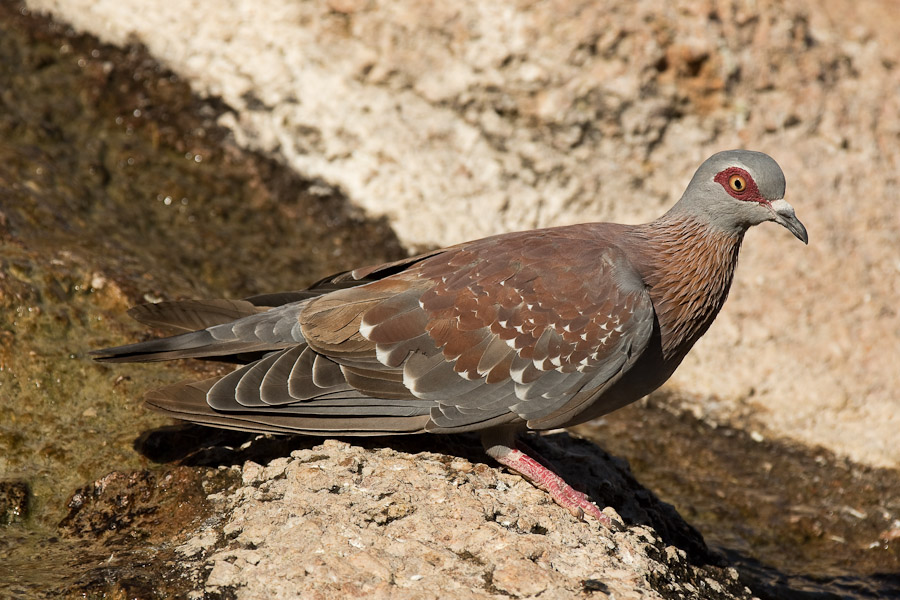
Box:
[359,320,375,339]
[510,360,529,383]
[457,368,480,381]
[374,344,393,366]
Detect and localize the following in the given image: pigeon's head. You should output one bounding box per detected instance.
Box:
[675,150,808,244]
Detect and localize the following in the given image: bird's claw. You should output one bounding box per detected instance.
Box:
[492,447,615,527]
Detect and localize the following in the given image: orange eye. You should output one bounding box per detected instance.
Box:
[729,174,747,193]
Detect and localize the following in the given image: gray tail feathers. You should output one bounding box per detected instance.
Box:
[90,329,259,362]
[91,298,306,362]
[126,299,266,333]
[91,298,264,362]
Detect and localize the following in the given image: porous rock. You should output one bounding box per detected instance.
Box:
[177,435,755,599]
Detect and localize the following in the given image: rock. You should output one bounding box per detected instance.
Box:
[59,466,240,542]
[172,434,753,599]
[0,0,406,542]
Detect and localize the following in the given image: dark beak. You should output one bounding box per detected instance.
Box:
[769,199,808,244]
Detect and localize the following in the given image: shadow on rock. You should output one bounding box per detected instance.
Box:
[134,423,717,566]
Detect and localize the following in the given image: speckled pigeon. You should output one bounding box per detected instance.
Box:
[93,150,807,524]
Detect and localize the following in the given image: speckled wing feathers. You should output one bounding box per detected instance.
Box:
[107,225,656,435]
[401,231,655,429]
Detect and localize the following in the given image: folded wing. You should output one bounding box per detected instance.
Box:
[97,226,655,435]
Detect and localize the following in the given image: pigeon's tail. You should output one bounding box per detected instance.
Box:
[90,329,264,363]
[91,298,306,363]
[124,298,268,333]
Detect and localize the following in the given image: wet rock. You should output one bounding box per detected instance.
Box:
[0,480,30,525]
[3,1,899,598]
[51,466,240,599]
[0,0,405,542]
[59,466,239,543]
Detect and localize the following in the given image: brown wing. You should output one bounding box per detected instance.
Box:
[380,229,654,431]
[198,226,654,434]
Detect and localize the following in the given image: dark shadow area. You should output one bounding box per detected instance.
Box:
[721,550,900,600]
[579,392,900,600]
[135,423,490,469]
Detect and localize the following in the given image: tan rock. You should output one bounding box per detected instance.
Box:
[177,436,752,599]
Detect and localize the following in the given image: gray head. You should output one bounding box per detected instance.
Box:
[669,150,808,243]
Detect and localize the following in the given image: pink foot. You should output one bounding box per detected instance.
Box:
[492,447,613,527]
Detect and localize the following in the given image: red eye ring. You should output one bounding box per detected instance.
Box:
[715,167,760,201]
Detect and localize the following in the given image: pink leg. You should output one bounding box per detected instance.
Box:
[490,446,613,527]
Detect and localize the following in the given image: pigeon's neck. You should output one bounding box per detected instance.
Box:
[637,215,744,360]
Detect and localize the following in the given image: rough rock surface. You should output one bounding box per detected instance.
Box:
[176,436,754,600]
[24,0,900,470]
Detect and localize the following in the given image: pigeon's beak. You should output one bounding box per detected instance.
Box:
[769,199,808,244]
